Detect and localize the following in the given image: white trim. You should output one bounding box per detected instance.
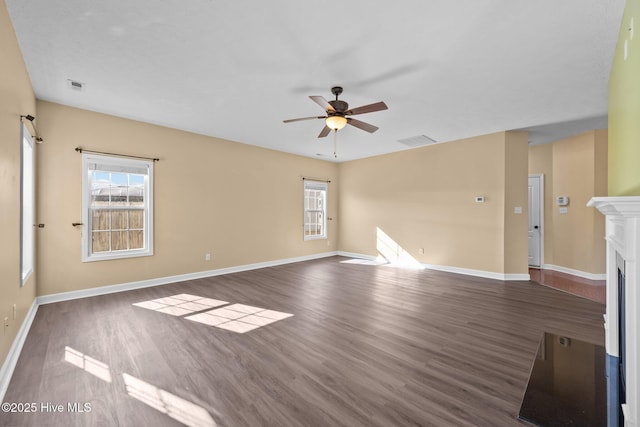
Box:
[0,252,338,401]
[81,153,154,262]
[0,300,39,403]
[590,196,640,427]
[21,124,35,285]
[303,180,328,241]
[541,264,606,281]
[39,252,339,305]
[2,249,531,404]
[539,174,545,267]
[337,251,530,281]
[337,251,378,261]
[422,264,530,281]
[528,174,545,268]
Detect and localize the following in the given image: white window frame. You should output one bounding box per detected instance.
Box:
[81,153,154,262]
[303,180,327,240]
[21,124,35,285]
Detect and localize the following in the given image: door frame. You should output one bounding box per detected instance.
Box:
[528,174,545,268]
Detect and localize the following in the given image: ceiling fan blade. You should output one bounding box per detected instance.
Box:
[346,101,388,116]
[318,125,332,138]
[283,116,325,123]
[310,96,335,112]
[347,118,379,133]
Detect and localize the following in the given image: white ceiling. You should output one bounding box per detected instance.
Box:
[6,0,625,162]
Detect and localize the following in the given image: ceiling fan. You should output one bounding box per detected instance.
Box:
[283,86,388,138]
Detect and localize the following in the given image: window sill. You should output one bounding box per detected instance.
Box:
[82,250,153,263]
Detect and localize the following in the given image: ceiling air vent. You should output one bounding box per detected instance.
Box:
[397,135,437,147]
[67,79,84,91]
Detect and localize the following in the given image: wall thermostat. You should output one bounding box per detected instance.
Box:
[556,196,569,206]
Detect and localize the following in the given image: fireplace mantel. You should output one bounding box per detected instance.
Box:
[588,197,640,215]
[589,196,640,427]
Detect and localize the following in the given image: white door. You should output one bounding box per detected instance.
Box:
[528,175,542,267]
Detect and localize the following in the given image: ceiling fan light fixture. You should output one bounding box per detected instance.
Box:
[326,115,347,130]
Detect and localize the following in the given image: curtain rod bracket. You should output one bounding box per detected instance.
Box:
[20,114,44,143]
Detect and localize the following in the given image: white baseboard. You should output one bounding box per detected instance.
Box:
[38,251,339,306]
[541,264,606,281]
[423,263,530,281]
[2,249,527,402]
[337,251,530,281]
[336,251,379,261]
[0,299,39,403]
[3,253,345,402]
[2,252,338,401]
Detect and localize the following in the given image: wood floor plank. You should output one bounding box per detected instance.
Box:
[1,256,604,426]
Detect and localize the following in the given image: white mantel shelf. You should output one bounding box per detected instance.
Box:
[588,196,640,217]
[589,196,640,427]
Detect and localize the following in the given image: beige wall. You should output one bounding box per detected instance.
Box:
[36,101,338,296]
[1,0,610,373]
[338,131,529,276]
[504,132,530,274]
[528,131,607,274]
[0,0,38,368]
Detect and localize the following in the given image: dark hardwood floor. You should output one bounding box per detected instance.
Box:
[1,256,604,427]
[528,268,606,304]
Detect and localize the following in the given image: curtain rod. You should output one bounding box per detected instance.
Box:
[20,115,44,143]
[302,177,331,183]
[75,147,159,162]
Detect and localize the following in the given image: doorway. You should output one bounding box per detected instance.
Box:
[528,175,543,267]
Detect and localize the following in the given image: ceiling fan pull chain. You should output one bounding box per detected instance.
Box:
[333,130,338,158]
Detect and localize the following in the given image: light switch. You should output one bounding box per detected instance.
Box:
[514,206,523,214]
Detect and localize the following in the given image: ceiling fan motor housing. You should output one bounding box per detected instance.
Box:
[329,100,349,114]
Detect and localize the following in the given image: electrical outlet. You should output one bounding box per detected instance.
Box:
[13,304,16,320]
[3,317,8,335]
[419,248,425,254]
[205,253,211,261]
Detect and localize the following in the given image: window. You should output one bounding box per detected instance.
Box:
[303,180,327,240]
[21,124,35,285]
[82,153,153,261]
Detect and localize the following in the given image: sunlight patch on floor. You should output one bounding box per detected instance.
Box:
[64,346,112,383]
[124,373,217,427]
[186,304,293,334]
[133,295,293,334]
[64,345,217,426]
[133,293,228,316]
